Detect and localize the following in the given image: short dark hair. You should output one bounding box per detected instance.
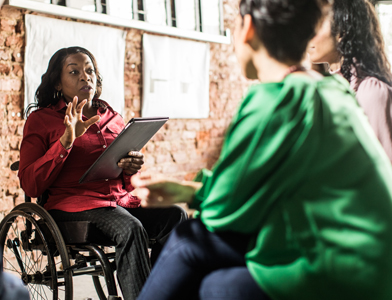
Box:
[239,0,322,64]
[27,46,103,115]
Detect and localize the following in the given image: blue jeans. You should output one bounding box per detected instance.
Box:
[0,272,29,300]
[137,219,270,300]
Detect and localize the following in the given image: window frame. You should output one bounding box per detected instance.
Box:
[6,0,231,44]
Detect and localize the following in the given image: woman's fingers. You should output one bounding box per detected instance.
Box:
[118,158,144,174]
[76,98,88,114]
[63,115,70,127]
[128,151,144,159]
[119,157,144,166]
[65,101,72,117]
[118,151,145,173]
[84,115,101,129]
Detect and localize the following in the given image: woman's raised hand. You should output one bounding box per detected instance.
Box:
[60,96,100,149]
[131,175,202,208]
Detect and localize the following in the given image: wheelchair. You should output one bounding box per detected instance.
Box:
[0,161,126,300]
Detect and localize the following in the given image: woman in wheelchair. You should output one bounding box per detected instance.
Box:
[18,46,187,300]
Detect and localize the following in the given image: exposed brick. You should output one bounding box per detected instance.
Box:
[185,121,201,131]
[12,64,23,77]
[0,35,6,47]
[0,63,10,75]
[5,35,24,47]
[132,98,140,110]
[156,153,173,164]
[0,6,23,19]
[126,29,142,43]
[12,49,23,62]
[0,78,20,91]
[0,48,11,60]
[151,132,165,142]
[1,18,17,32]
[144,155,156,166]
[0,196,14,212]
[172,151,188,163]
[182,131,197,140]
[15,20,24,34]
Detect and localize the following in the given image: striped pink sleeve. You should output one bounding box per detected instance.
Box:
[355,77,392,163]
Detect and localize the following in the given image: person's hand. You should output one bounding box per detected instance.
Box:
[131,175,202,208]
[60,96,100,149]
[118,151,144,175]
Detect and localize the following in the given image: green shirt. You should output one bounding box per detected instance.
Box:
[193,74,392,299]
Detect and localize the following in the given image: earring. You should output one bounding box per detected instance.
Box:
[54,90,63,99]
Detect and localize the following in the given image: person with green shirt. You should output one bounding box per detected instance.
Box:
[133,0,392,299]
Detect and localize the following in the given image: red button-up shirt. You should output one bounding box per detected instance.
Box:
[18,99,140,212]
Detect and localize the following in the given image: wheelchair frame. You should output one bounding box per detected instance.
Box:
[0,162,122,300]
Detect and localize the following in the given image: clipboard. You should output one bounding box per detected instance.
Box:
[79,117,169,184]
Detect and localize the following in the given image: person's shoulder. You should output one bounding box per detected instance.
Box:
[351,76,392,111]
[25,107,50,123]
[284,73,352,102]
[357,76,392,100]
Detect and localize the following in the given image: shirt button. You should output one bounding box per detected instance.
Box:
[60,154,64,158]
[103,145,107,148]
[105,179,109,181]
[97,131,101,134]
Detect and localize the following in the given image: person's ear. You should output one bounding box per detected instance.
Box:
[55,83,62,91]
[242,14,256,44]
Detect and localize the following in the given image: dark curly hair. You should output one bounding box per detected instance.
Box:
[26,46,103,116]
[239,0,322,64]
[332,0,392,85]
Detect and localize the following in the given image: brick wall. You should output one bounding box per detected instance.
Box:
[0,1,249,217]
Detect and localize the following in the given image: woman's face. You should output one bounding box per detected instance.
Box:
[56,53,97,103]
[308,13,340,65]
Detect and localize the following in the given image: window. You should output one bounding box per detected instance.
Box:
[377,2,392,66]
[11,0,230,44]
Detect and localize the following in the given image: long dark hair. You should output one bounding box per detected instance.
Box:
[26,46,103,116]
[239,0,322,64]
[332,0,392,85]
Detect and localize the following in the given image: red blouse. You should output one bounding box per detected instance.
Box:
[18,99,140,212]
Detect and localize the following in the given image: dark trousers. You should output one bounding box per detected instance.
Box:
[49,205,187,300]
[137,219,270,300]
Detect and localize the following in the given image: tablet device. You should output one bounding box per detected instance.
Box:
[79,117,169,184]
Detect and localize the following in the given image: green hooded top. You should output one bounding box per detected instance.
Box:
[192,74,392,300]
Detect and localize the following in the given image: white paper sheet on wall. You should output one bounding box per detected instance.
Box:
[24,14,126,116]
[142,34,210,119]
[175,0,197,31]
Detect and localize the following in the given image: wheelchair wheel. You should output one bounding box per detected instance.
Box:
[92,273,118,300]
[91,251,122,300]
[0,203,73,300]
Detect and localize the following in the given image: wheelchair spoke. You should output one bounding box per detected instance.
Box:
[42,284,49,300]
[28,282,41,300]
[3,255,22,275]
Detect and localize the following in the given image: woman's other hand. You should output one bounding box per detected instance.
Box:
[131,175,201,208]
[60,96,100,149]
[118,151,144,175]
